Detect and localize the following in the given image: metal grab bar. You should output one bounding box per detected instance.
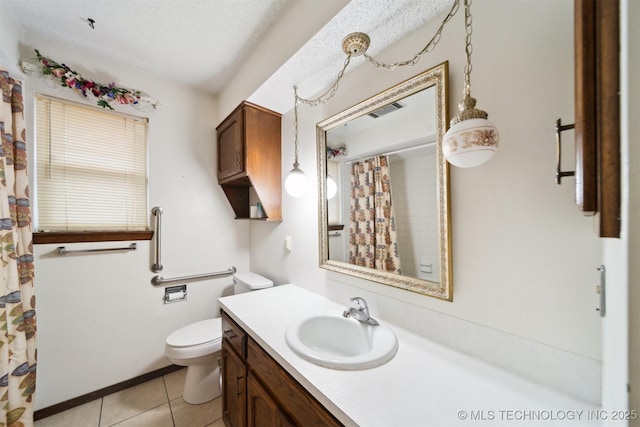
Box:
[151,207,163,272]
[57,243,137,256]
[151,266,237,287]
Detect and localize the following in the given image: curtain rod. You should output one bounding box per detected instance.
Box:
[341,137,436,164]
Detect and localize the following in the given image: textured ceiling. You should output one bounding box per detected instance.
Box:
[249,0,454,112]
[6,0,293,93]
[6,0,454,110]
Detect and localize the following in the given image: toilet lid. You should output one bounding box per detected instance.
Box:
[166,318,222,348]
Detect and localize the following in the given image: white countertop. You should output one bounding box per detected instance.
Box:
[219,284,601,427]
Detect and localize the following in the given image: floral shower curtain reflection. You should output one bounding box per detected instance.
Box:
[349,155,401,274]
[0,69,37,426]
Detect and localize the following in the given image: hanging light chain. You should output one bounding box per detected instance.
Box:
[292,0,470,164]
[296,55,352,108]
[293,87,300,167]
[362,0,461,71]
[293,0,463,105]
[450,0,488,125]
[463,0,473,97]
[293,55,352,168]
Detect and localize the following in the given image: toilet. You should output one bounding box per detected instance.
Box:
[164,272,273,404]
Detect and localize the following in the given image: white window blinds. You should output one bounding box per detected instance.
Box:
[35,96,149,231]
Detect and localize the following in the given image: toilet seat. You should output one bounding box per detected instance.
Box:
[166,318,222,348]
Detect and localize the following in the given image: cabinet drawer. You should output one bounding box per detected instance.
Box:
[247,338,342,427]
[222,311,246,359]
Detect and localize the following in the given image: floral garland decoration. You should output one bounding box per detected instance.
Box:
[31,49,157,110]
[327,146,346,159]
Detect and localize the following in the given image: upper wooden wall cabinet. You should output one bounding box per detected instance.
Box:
[217,101,282,221]
[574,0,620,238]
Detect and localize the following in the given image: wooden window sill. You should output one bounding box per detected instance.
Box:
[33,231,153,244]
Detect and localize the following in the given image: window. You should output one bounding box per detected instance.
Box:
[34,96,149,234]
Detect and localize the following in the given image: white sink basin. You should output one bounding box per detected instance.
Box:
[285,314,398,370]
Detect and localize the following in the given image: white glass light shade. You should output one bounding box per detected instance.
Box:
[326,176,337,199]
[443,117,499,168]
[285,167,308,197]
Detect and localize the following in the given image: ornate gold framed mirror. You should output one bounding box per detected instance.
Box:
[316,61,452,300]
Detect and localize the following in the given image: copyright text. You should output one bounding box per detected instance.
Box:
[456,409,638,422]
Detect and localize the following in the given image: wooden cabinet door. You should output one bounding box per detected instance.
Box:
[222,345,246,427]
[218,108,244,181]
[247,373,296,427]
[246,338,342,426]
[574,0,620,237]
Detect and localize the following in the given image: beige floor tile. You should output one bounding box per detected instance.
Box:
[110,403,174,427]
[101,377,168,426]
[35,399,101,427]
[163,368,187,400]
[205,419,226,427]
[170,395,222,427]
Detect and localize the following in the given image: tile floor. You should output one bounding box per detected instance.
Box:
[35,368,225,427]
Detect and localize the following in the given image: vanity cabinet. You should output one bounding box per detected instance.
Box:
[222,346,246,427]
[247,372,296,427]
[221,311,342,427]
[222,310,248,427]
[216,101,282,221]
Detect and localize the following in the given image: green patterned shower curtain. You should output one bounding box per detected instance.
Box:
[0,69,37,426]
[349,155,401,274]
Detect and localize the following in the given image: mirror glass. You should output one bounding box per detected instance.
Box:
[317,62,452,300]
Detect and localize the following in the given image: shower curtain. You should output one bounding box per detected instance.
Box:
[349,155,401,274]
[0,69,37,426]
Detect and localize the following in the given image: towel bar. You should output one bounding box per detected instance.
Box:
[57,243,137,256]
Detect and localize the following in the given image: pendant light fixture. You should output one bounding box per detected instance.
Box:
[284,88,308,197]
[442,0,499,167]
[326,175,338,199]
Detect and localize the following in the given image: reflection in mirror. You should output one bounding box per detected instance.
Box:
[317,62,451,300]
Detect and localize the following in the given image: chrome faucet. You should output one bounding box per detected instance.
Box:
[343,297,379,326]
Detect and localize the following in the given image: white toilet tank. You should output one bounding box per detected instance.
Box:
[233,272,273,294]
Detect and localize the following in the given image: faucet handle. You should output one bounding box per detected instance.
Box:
[346,297,379,326]
[348,297,368,311]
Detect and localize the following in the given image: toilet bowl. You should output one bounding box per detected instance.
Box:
[164,272,273,404]
[165,318,222,404]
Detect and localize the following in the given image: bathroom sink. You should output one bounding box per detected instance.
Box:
[285,314,398,370]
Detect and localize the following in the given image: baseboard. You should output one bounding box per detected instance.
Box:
[34,364,183,421]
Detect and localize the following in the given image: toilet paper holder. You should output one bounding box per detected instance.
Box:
[164,285,187,304]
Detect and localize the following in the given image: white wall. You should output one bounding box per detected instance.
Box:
[247,0,604,404]
[12,31,251,409]
[601,0,638,423]
[2,0,628,413]
[625,0,640,419]
[0,0,352,411]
